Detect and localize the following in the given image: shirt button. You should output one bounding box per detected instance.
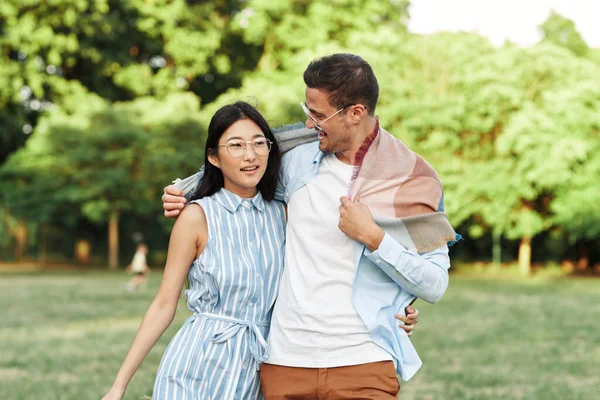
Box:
[249,242,254,247]
[376,260,382,264]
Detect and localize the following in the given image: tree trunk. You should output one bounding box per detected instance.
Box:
[518,237,531,276]
[575,243,589,271]
[14,220,27,262]
[39,224,48,266]
[492,230,502,270]
[108,209,119,269]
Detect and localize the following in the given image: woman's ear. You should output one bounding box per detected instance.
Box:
[208,153,220,169]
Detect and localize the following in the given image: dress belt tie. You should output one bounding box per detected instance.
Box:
[195,312,269,370]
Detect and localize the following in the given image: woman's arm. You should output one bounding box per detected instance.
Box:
[102,204,208,400]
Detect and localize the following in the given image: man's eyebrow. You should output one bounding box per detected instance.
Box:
[308,106,324,116]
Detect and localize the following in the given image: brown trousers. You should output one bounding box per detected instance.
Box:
[260,361,400,400]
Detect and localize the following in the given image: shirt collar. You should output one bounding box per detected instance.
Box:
[312,148,326,165]
[214,188,265,213]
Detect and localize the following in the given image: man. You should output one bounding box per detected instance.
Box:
[163,54,455,399]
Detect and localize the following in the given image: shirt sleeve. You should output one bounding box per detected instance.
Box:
[364,233,451,303]
[172,166,204,201]
[274,153,290,202]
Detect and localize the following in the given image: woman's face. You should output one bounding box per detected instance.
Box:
[209,118,270,198]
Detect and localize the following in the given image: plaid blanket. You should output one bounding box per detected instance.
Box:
[348,120,457,252]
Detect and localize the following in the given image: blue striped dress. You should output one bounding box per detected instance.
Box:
[152,188,286,400]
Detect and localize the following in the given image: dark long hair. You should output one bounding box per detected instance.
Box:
[303,53,379,115]
[191,101,281,201]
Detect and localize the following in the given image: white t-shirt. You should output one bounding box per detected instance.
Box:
[131,252,147,273]
[266,153,392,367]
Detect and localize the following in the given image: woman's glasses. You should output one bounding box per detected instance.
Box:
[218,138,273,157]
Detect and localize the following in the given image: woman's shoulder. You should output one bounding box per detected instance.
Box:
[188,193,220,209]
[178,201,208,227]
[169,200,209,248]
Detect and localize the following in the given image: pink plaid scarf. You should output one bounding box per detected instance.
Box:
[349,120,457,253]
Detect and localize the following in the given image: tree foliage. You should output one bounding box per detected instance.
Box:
[0,3,598,269]
[540,10,589,57]
[1,94,204,264]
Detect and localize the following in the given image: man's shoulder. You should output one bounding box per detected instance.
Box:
[282,141,320,164]
[280,141,320,183]
[380,126,439,177]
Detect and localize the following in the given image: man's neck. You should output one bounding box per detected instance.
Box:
[336,117,378,165]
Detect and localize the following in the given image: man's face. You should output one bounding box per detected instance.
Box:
[303,87,352,155]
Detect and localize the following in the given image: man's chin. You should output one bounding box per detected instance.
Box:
[318,141,331,153]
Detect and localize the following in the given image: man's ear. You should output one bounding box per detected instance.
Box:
[208,153,220,169]
[349,104,368,124]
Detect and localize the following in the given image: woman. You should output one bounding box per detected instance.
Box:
[102,101,285,399]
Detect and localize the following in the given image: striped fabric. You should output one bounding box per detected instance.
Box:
[153,188,286,400]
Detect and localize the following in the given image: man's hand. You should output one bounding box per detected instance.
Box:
[395,305,419,337]
[338,196,384,251]
[162,185,188,218]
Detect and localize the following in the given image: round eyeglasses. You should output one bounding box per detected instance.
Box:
[217,138,273,157]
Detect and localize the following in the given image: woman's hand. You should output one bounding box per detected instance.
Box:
[101,387,125,400]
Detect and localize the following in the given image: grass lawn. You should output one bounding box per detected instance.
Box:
[0,271,598,400]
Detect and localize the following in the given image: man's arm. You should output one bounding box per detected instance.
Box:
[365,237,449,303]
[338,196,450,303]
[274,154,288,202]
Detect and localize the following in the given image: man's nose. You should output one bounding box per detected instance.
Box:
[305,117,315,129]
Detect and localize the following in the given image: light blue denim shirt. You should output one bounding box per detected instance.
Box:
[276,141,451,381]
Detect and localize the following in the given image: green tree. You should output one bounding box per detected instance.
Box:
[0,93,204,267]
[356,33,600,274]
[539,10,589,57]
[199,0,411,125]
[0,0,248,102]
[547,81,600,267]
[0,8,28,164]
[0,0,258,161]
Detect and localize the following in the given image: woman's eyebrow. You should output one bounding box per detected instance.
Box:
[226,133,265,141]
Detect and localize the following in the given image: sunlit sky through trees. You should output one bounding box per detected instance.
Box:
[409,0,600,47]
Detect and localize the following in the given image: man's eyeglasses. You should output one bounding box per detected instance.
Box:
[300,102,366,131]
[300,102,346,131]
[217,138,272,158]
